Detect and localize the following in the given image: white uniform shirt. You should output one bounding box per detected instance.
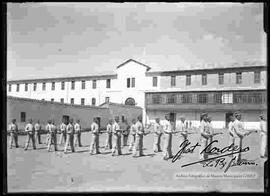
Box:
[130,124,136,135]
[112,122,120,135]
[107,123,112,134]
[177,121,187,133]
[199,120,208,135]
[163,120,172,134]
[25,123,34,133]
[228,121,237,137]
[153,122,162,135]
[46,123,51,133]
[66,123,74,134]
[207,122,214,135]
[260,120,267,135]
[74,123,81,133]
[60,123,66,133]
[232,119,245,137]
[51,124,57,133]
[34,123,41,132]
[9,123,18,133]
[91,122,99,134]
[135,121,144,135]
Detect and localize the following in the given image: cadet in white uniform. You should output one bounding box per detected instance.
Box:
[8,119,19,149]
[177,116,188,145]
[24,119,36,150]
[259,114,267,158]
[162,114,173,160]
[228,115,236,157]
[122,119,130,147]
[45,120,51,145]
[111,116,122,156]
[64,119,75,153]
[153,118,163,153]
[128,119,137,151]
[47,120,58,152]
[105,119,113,150]
[59,119,67,145]
[89,118,100,155]
[74,120,82,147]
[132,115,145,157]
[34,120,42,144]
[199,113,211,160]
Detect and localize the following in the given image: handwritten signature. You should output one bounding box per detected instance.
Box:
[172,139,256,173]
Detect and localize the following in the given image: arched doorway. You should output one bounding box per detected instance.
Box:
[125,97,136,106]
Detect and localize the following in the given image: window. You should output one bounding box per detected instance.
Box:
[131,78,135,87]
[51,98,54,102]
[152,94,161,104]
[186,75,191,86]
[81,80,85,89]
[71,81,75,90]
[92,98,96,106]
[70,98,74,104]
[218,73,224,85]
[153,77,157,87]
[236,72,242,84]
[60,98,64,103]
[254,71,261,84]
[16,84,20,92]
[202,74,207,85]
[213,93,222,104]
[171,76,176,87]
[42,82,46,91]
[222,92,233,104]
[92,80,96,89]
[127,78,130,88]
[106,79,111,88]
[20,112,26,122]
[182,94,192,104]
[24,83,28,91]
[198,94,208,104]
[51,82,55,90]
[248,92,262,104]
[33,83,37,91]
[81,98,85,105]
[105,97,110,102]
[8,84,11,92]
[61,81,65,90]
[167,94,176,104]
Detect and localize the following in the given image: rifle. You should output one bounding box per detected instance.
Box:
[245,130,258,136]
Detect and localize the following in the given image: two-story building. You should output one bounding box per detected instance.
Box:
[7,59,267,130]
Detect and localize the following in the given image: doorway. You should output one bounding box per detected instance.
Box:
[225,112,233,128]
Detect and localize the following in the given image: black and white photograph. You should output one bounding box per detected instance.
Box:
[5,2,267,192]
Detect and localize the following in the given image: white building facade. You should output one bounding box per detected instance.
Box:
[7,59,267,129]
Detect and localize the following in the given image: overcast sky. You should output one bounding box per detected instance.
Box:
[7,3,266,80]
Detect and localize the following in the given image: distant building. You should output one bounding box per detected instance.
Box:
[7,59,267,129]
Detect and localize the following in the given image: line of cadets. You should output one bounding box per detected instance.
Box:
[8,112,267,160]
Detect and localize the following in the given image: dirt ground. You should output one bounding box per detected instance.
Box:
[7,130,265,192]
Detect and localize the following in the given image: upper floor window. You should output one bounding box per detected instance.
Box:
[127,77,135,88]
[202,74,207,85]
[186,75,191,86]
[81,98,85,105]
[105,97,110,102]
[33,83,37,91]
[236,72,242,84]
[92,80,96,89]
[254,71,261,84]
[16,84,20,92]
[70,98,74,104]
[25,83,28,91]
[42,82,46,91]
[152,77,157,87]
[106,79,111,88]
[61,81,65,90]
[171,76,176,87]
[131,78,135,87]
[60,98,64,103]
[8,84,11,92]
[218,73,224,85]
[71,81,75,90]
[127,78,130,88]
[81,80,85,89]
[51,82,55,90]
[92,98,96,106]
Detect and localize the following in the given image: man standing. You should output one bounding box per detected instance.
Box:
[111,116,122,156]
[122,119,130,147]
[228,115,236,157]
[128,119,137,151]
[132,115,145,157]
[259,114,267,158]
[24,119,36,150]
[64,119,75,153]
[153,118,163,153]
[34,120,42,144]
[59,119,67,145]
[47,120,58,152]
[74,119,82,147]
[105,119,113,150]
[89,118,100,155]
[45,120,51,145]
[162,114,174,160]
[8,119,19,149]
[199,113,211,161]
[177,116,188,144]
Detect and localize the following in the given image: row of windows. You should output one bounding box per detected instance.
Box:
[8,79,111,92]
[152,71,261,87]
[148,91,266,105]
[42,97,110,106]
